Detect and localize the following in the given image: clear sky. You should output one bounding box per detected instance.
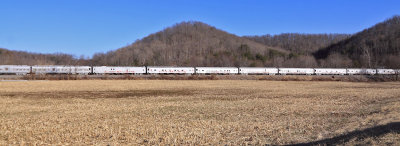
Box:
[0,0,399,57]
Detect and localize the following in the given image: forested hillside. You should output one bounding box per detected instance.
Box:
[0,48,87,65]
[91,21,289,67]
[314,16,400,68]
[1,16,400,68]
[90,22,354,67]
[245,33,350,55]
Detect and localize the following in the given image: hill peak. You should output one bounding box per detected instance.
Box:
[92,21,287,67]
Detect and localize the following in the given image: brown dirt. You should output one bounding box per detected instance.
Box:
[0,80,399,145]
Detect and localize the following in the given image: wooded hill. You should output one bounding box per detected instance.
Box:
[314,16,400,68]
[1,16,399,68]
[245,33,350,55]
[90,21,349,67]
[0,48,87,65]
[91,22,288,67]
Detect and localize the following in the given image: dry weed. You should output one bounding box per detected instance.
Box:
[0,80,399,145]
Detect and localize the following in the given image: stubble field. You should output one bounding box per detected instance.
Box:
[0,80,399,145]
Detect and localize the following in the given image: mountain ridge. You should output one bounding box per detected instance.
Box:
[91,21,289,67]
[314,15,400,68]
[1,16,400,68]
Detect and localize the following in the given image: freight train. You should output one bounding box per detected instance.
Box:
[0,65,398,75]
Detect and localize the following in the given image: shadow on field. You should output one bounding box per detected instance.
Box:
[289,122,400,146]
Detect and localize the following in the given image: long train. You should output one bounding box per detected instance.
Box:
[0,65,399,75]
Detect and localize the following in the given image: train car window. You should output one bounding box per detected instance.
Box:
[5,68,8,71]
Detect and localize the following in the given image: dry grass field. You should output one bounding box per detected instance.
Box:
[0,80,399,145]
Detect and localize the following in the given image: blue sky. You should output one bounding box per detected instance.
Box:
[0,0,399,57]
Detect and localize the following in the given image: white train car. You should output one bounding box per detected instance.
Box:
[239,67,278,75]
[0,65,31,75]
[32,66,58,74]
[93,66,145,74]
[363,69,377,75]
[147,66,195,74]
[31,66,92,74]
[53,66,74,74]
[347,68,376,75]
[279,68,314,75]
[314,68,347,75]
[73,66,92,75]
[377,69,397,75]
[195,67,238,74]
